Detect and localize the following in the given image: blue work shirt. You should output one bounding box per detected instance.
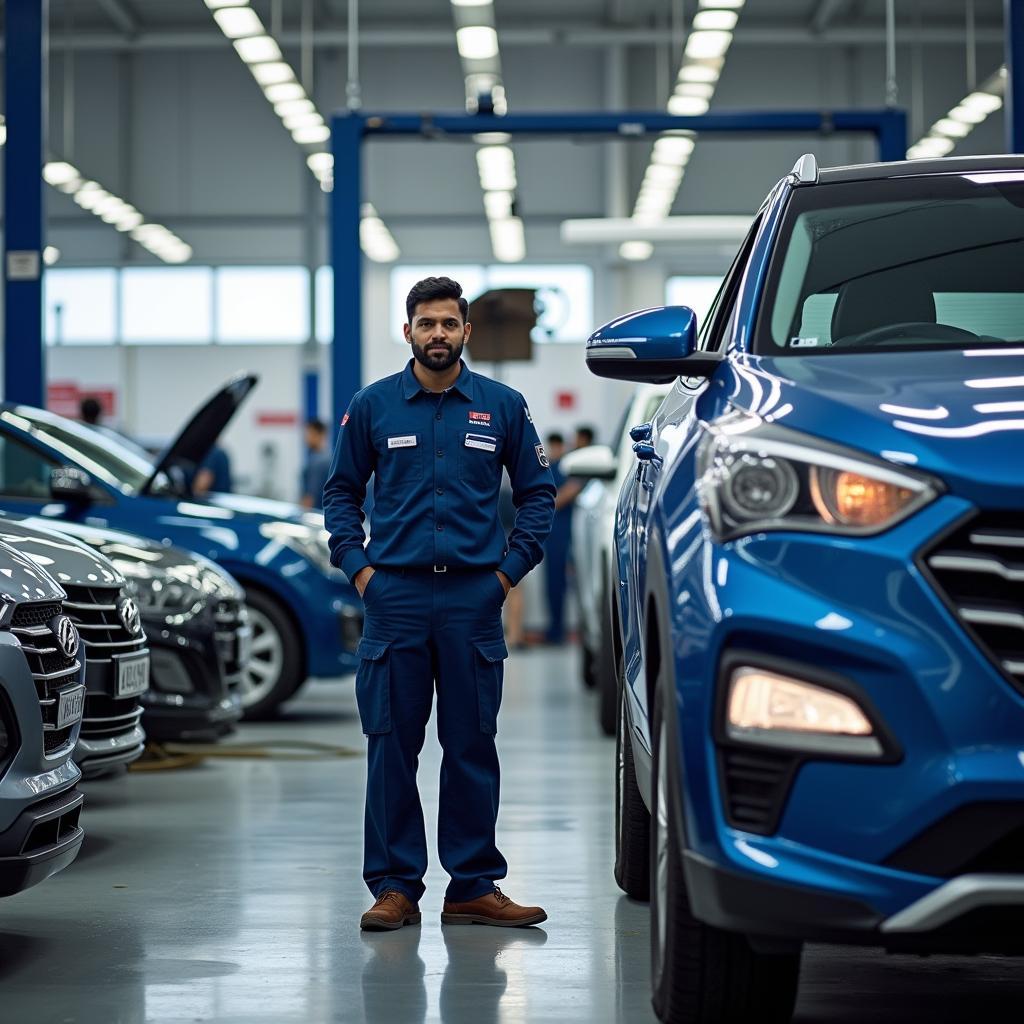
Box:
[302,448,333,510]
[324,360,556,585]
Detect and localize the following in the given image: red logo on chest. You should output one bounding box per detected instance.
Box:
[469,411,491,423]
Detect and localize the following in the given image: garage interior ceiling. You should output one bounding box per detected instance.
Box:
[23,0,1010,270]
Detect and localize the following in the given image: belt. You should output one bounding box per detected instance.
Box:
[388,565,491,576]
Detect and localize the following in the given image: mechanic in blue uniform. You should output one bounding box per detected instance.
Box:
[324,276,556,932]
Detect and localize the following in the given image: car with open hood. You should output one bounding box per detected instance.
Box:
[0,539,85,895]
[587,153,1024,1022]
[0,516,150,778]
[0,374,362,718]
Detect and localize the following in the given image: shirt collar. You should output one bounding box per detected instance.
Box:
[401,359,475,402]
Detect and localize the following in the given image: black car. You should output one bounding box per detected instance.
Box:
[0,539,85,895]
[34,520,250,743]
[0,517,150,779]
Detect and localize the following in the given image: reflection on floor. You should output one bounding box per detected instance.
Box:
[1,647,1022,1022]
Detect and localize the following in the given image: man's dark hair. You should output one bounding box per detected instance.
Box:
[575,425,596,446]
[80,396,102,424]
[306,418,326,435]
[406,276,469,324]
[546,432,565,446]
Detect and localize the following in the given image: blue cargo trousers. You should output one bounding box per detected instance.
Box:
[355,567,509,903]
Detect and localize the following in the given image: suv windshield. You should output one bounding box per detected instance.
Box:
[755,171,1024,355]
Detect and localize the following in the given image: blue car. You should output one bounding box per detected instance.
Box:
[587,153,1024,1022]
[0,375,362,718]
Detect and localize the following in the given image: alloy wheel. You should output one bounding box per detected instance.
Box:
[238,604,284,709]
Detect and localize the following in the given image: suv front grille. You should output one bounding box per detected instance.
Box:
[11,601,81,759]
[214,598,248,680]
[923,512,1024,693]
[63,585,147,661]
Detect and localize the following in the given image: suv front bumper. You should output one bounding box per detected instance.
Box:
[0,787,84,897]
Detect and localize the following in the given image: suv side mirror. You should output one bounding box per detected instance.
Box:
[50,466,94,505]
[559,444,617,481]
[585,305,724,383]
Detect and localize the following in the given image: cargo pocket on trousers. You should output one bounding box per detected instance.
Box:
[474,638,508,735]
[355,637,392,735]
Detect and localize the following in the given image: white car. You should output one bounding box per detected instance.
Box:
[562,383,669,735]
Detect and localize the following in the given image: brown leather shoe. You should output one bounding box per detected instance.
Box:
[441,886,547,927]
[360,890,421,931]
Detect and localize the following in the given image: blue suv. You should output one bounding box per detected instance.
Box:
[587,154,1024,1022]
[0,375,361,718]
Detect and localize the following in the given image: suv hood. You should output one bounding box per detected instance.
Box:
[143,373,258,495]
[0,515,124,590]
[729,352,1024,507]
[0,540,67,606]
[727,350,1024,506]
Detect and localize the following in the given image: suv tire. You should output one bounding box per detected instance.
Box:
[596,579,618,736]
[240,588,305,720]
[649,684,801,1024]
[615,684,651,899]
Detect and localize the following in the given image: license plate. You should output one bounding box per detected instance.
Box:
[236,625,253,668]
[57,686,86,729]
[116,653,150,697]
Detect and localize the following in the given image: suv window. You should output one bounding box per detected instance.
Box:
[698,214,763,353]
[755,173,1024,355]
[0,433,57,499]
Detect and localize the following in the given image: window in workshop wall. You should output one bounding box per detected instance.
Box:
[45,269,118,345]
[387,265,594,345]
[665,276,723,331]
[121,267,214,344]
[215,266,310,344]
[315,265,333,343]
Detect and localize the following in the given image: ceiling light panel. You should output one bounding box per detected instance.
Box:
[456,26,499,60]
[234,35,282,64]
[213,7,264,39]
[907,66,1004,160]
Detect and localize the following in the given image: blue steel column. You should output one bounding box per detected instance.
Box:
[330,113,364,435]
[875,108,908,162]
[3,0,48,407]
[1007,0,1024,152]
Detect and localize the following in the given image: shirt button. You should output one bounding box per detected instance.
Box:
[436,487,444,495]
[436,523,444,531]
[435,413,442,420]
[436,449,444,457]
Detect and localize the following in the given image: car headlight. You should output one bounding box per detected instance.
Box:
[259,520,337,577]
[115,562,208,625]
[697,412,940,541]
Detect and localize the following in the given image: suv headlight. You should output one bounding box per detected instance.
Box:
[117,564,208,625]
[697,413,941,541]
[259,520,337,577]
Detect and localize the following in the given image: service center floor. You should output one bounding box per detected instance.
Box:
[3,648,1024,1023]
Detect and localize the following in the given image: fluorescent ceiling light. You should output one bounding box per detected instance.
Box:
[692,9,738,31]
[483,190,514,219]
[932,118,971,138]
[204,0,247,8]
[234,35,282,64]
[476,145,517,190]
[677,82,715,99]
[250,61,294,85]
[274,98,315,118]
[653,136,696,163]
[43,246,60,266]
[473,132,512,145]
[282,111,323,130]
[907,136,955,158]
[679,64,721,83]
[699,0,743,6]
[43,161,80,186]
[451,0,492,6]
[490,216,525,263]
[0,119,7,147]
[264,82,306,103]
[962,91,1002,114]
[307,152,334,175]
[214,7,263,38]
[292,124,330,144]
[75,187,109,211]
[685,30,732,60]
[457,25,499,60]
[114,209,144,232]
[948,104,988,124]
[620,241,653,261]
[668,94,710,116]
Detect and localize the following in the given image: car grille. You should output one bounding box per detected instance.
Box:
[214,598,248,684]
[80,693,144,740]
[62,584,147,661]
[11,600,82,758]
[923,512,1024,694]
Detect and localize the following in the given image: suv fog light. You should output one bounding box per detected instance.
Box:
[726,666,883,757]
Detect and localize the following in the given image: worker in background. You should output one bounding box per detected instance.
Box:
[543,432,584,645]
[193,446,233,497]
[324,276,555,933]
[574,424,596,450]
[300,418,332,510]
[79,396,103,427]
[498,480,526,648]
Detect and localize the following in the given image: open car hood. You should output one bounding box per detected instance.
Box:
[142,373,258,495]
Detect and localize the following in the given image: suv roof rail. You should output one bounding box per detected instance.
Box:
[791,153,819,185]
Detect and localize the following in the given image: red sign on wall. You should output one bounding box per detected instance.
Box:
[47,382,117,419]
[256,411,299,427]
[556,391,577,410]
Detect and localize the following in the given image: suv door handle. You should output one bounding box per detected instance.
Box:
[633,441,662,465]
[629,423,653,443]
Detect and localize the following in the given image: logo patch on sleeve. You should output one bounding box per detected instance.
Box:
[535,443,549,468]
[341,412,350,427]
[524,406,533,423]
[469,410,491,424]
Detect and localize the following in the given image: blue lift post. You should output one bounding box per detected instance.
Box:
[3,0,48,408]
[1008,0,1024,153]
[329,107,907,428]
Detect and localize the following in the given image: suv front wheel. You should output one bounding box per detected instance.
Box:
[648,683,801,1024]
[239,589,304,719]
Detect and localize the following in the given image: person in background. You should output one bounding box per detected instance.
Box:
[574,424,596,450]
[543,432,584,645]
[498,480,526,648]
[193,446,233,497]
[79,396,103,426]
[300,418,332,510]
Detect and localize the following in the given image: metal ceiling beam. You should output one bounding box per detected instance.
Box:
[95,0,137,36]
[811,0,853,34]
[35,22,1004,53]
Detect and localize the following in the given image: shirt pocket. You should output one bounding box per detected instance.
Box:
[373,432,424,487]
[458,431,504,489]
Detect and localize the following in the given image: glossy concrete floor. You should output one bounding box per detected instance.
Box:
[4,647,1024,1023]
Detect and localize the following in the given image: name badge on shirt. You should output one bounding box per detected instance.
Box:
[465,433,498,453]
[387,435,418,449]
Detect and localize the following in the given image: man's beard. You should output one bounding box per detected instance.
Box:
[411,337,464,372]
